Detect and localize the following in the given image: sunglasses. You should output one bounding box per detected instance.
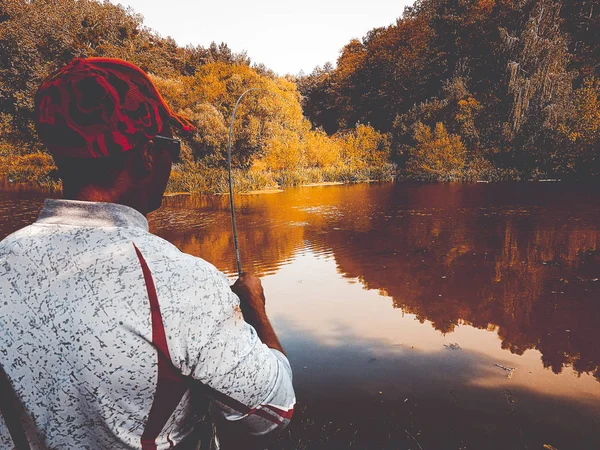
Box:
[153,135,181,162]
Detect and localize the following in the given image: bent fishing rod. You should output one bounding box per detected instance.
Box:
[226,88,291,277]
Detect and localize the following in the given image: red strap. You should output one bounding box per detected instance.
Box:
[134,244,188,449]
[133,243,286,443]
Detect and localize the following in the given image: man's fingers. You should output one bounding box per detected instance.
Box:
[233,273,262,289]
[231,273,266,309]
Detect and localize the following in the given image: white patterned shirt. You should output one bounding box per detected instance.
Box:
[0,199,295,450]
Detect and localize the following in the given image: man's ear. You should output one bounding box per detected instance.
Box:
[139,141,155,173]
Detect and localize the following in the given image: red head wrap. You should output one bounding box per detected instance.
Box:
[34,58,194,158]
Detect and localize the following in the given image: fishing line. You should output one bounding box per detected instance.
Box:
[226,87,293,277]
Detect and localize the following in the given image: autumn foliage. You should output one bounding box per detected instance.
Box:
[0,0,599,188]
[406,123,466,181]
[0,0,391,192]
[299,0,600,181]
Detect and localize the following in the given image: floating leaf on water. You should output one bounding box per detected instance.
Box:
[495,363,516,378]
[444,343,462,350]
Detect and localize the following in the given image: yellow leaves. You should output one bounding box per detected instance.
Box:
[456,96,482,125]
[13,151,55,168]
[474,0,496,16]
[573,78,600,142]
[180,103,228,151]
[335,124,391,170]
[304,129,340,168]
[407,122,467,180]
[556,77,600,146]
[0,113,13,139]
[252,123,391,178]
[0,151,59,189]
[197,71,229,105]
[148,75,188,110]
[148,60,307,169]
[336,39,367,81]
[260,129,304,172]
[149,54,393,182]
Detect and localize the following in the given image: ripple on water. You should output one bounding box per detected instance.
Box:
[2,183,600,449]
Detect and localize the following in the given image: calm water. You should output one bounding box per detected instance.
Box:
[1,182,599,450]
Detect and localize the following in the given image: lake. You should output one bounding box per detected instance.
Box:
[1,182,599,450]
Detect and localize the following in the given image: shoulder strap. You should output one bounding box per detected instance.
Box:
[0,364,31,450]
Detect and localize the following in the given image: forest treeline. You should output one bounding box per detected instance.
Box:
[298,0,600,181]
[0,0,392,192]
[0,0,599,191]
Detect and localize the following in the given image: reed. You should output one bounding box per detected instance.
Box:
[166,163,397,194]
[0,152,61,191]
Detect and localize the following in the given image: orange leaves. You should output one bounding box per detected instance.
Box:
[473,0,496,18]
[334,124,391,170]
[568,78,600,145]
[456,97,483,125]
[406,122,467,180]
[459,0,496,26]
[151,61,305,167]
[258,129,304,172]
[254,123,391,176]
[336,39,367,82]
[554,77,600,173]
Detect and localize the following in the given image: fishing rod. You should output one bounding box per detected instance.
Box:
[226,87,291,277]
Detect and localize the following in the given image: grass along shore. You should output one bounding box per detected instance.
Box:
[1,150,544,195]
[0,151,398,195]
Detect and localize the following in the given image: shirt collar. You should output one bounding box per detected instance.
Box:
[36,199,149,231]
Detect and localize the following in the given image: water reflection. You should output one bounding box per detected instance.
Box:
[0,182,56,236]
[2,182,599,447]
[151,183,600,383]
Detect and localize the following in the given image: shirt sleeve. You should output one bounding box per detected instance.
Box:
[179,267,295,435]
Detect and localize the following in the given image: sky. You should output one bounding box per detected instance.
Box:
[115,0,415,76]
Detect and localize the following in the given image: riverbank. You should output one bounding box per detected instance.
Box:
[0,153,397,194]
[0,152,61,191]
[166,163,397,194]
[2,151,591,195]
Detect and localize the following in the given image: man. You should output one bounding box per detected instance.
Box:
[0,58,295,450]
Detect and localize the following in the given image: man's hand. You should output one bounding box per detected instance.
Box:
[231,273,266,317]
[231,273,284,354]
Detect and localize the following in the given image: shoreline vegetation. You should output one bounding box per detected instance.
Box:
[0,0,598,194]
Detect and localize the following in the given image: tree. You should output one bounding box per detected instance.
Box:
[500,0,573,138]
[555,77,600,175]
[406,122,467,180]
[296,63,339,134]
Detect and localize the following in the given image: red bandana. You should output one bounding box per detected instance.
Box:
[34,58,194,158]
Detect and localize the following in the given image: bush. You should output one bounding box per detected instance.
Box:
[405,122,467,181]
[0,151,60,190]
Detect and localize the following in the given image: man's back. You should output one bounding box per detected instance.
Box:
[0,199,295,449]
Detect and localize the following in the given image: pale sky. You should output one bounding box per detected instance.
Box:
[114,0,415,76]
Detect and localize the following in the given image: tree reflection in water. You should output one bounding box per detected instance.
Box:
[153,183,600,382]
[2,182,599,448]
